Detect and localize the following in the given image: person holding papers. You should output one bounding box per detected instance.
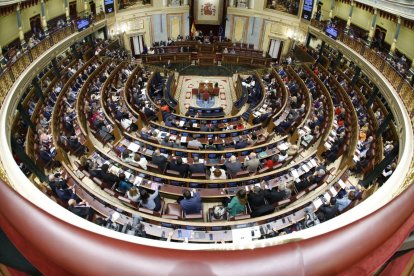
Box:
[139,186,162,212]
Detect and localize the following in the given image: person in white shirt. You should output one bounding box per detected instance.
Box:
[187,136,203,149]
[127,186,140,202]
[209,167,227,180]
[121,116,132,130]
[132,153,148,170]
[277,150,288,163]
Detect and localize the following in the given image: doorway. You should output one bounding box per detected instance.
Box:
[268,39,284,63]
[69,2,77,20]
[373,26,387,51]
[130,35,145,57]
[89,1,96,16]
[30,14,41,35]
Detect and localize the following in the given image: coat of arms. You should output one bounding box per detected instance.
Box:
[201,2,216,16]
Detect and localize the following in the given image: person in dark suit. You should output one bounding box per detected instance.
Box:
[189,156,206,174]
[247,186,267,211]
[68,199,94,219]
[265,186,286,204]
[144,105,157,121]
[161,136,173,147]
[200,124,209,132]
[319,197,338,221]
[39,146,54,164]
[168,156,188,177]
[152,149,168,171]
[235,138,248,149]
[93,164,119,185]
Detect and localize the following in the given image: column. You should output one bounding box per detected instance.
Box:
[31,78,44,100]
[0,45,5,68]
[84,0,89,17]
[319,41,325,55]
[366,8,377,46]
[366,86,378,107]
[351,67,361,85]
[329,0,335,20]
[345,1,354,34]
[183,0,189,5]
[64,0,70,23]
[229,0,235,7]
[16,3,26,50]
[389,16,401,57]
[163,0,168,7]
[407,59,414,83]
[332,52,343,69]
[248,0,254,9]
[40,0,49,37]
[51,58,61,78]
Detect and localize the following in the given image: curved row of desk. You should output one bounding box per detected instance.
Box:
[0,19,413,274]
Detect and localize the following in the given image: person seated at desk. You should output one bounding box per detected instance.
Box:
[55,182,77,202]
[225,155,242,177]
[200,124,209,132]
[248,186,267,211]
[68,135,86,153]
[142,104,156,121]
[236,121,246,130]
[244,152,260,173]
[189,156,206,174]
[235,138,249,149]
[68,199,94,219]
[173,138,186,149]
[39,146,55,164]
[318,198,338,221]
[127,186,141,203]
[209,167,227,180]
[265,185,289,204]
[230,48,236,54]
[179,189,202,214]
[116,173,133,193]
[204,139,216,150]
[152,150,168,171]
[277,150,288,163]
[161,136,174,148]
[263,156,277,169]
[336,191,356,212]
[168,156,189,177]
[130,153,148,170]
[139,186,162,212]
[223,48,229,54]
[188,135,203,149]
[228,189,247,217]
[92,164,119,185]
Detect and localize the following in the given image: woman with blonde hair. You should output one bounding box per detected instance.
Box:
[127,186,140,202]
